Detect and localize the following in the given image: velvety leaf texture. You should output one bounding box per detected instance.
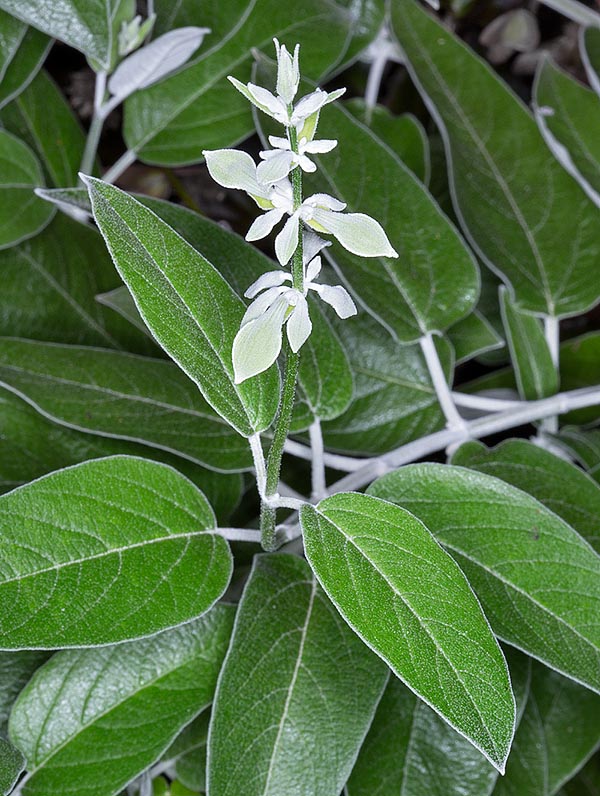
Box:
[0,650,48,735]
[0,456,232,648]
[0,738,24,796]
[369,464,600,694]
[208,554,389,796]
[300,492,516,771]
[9,606,234,796]
[0,10,49,111]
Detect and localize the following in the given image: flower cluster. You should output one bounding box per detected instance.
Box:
[203,39,398,383]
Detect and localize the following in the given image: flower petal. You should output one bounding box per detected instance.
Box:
[275,212,300,265]
[290,87,346,125]
[311,209,399,258]
[247,83,288,122]
[305,193,347,212]
[257,150,295,184]
[297,154,317,172]
[245,270,291,299]
[268,135,291,151]
[233,297,288,383]
[203,149,269,198]
[305,255,322,284]
[241,286,288,325]
[302,231,330,265]
[275,39,300,104]
[245,208,285,241]
[286,294,312,352]
[310,282,357,318]
[302,138,337,154]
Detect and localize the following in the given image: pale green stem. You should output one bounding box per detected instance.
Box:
[420,332,467,432]
[79,71,107,176]
[540,315,560,435]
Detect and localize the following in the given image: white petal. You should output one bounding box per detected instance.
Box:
[247,83,288,122]
[311,209,398,258]
[245,270,291,299]
[305,193,346,212]
[203,149,269,198]
[310,283,357,318]
[275,213,300,265]
[245,208,285,241]
[302,231,330,265]
[275,38,300,104]
[302,138,337,154]
[305,255,322,283]
[290,87,346,124]
[232,297,288,383]
[297,154,316,172]
[286,294,312,352]
[242,286,288,325]
[268,135,291,151]
[257,151,295,184]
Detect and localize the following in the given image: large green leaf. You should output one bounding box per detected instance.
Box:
[124,0,382,165]
[300,492,515,771]
[499,287,558,400]
[493,662,600,796]
[208,554,389,796]
[0,10,49,110]
[321,314,449,455]
[308,100,479,341]
[0,456,232,648]
[347,649,531,796]
[0,215,151,350]
[557,756,600,796]
[369,464,600,693]
[0,130,54,249]
[0,651,48,736]
[0,386,243,522]
[0,738,23,796]
[1,70,86,187]
[452,438,600,553]
[582,27,600,98]
[392,0,600,319]
[0,0,120,71]
[447,309,504,365]
[85,177,279,436]
[9,607,234,796]
[0,339,251,472]
[534,56,600,208]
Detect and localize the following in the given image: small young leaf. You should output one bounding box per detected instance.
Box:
[9,607,234,796]
[300,492,516,771]
[208,554,389,796]
[452,438,600,552]
[0,737,24,796]
[0,130,54,249]
[84,177,279,437]
[499,287,558,400]
[369,464,600,694]
[0,456,232,648]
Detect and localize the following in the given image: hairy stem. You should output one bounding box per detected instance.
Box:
[79,72,107,176]
[309,419,327,499]
[540,314,560,435]
[103,149,137,184]
[420,332,467,431]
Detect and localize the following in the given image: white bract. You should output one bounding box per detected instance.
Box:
[232,256,356,383]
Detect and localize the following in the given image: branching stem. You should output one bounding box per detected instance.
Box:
[420,332,467,431]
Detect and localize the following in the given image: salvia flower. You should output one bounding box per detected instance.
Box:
[232,255,356,383]
[257,135,338,183]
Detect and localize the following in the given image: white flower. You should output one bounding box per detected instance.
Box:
[257,134,337,184]
[274,38,300,104]
[232,255,356,383]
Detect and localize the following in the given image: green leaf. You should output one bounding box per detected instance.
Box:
[452,438,600,553]
[162,712,209,791]
[84,177,279,437]
[447,309,504,365]
[499,287,558,400]
[0,214,152,349]
[208,554,389,796]
[321,314,449,455]
[300,492,515,771]
[9,606,234,796]
[0,456,232,648]
[0,338,252,473]
[0,0,120,71]
[0,10,50,110]
[343,99,430,183]
[1,70,86,187]
[0,130,54,249]
[348,648,531,796]
[582,27,600,98]
[0,737,23,796]
[0,386,243,522]
[392,0,600,318]
[557,756,600,796]
[493,662,600,796]
[534,56,600,208]
[369,464,600,693]
[96,285,151,335]
[123,0,381,165]
[308,100,479,341]
[0,651,48,737]
[551,426,600,482]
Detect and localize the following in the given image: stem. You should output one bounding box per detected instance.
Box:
[102,149,137,184]
[540,315,560,435]
[364,53,387,122]
[420,333,467,431]
[309,419,326,500]
[79,72,107,176]
[217,527,262,543]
